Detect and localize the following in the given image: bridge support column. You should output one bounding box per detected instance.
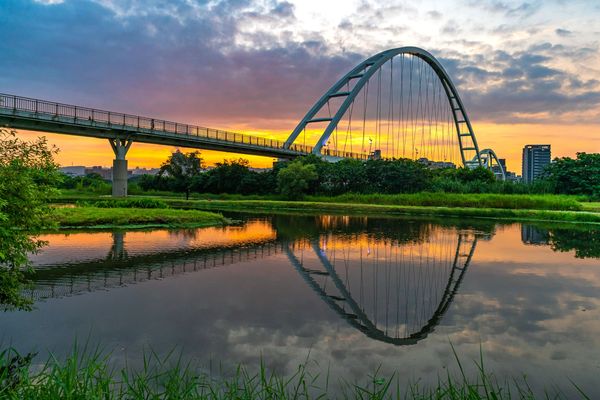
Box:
[109,138,132,197]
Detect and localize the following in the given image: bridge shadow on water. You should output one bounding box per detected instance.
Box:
[26,215,499,346]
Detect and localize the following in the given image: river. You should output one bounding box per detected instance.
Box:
[1,213,599,396]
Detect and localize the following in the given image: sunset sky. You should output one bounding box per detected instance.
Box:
[1,0,599,172]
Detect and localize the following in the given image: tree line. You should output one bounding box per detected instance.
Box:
[126,150,599,200]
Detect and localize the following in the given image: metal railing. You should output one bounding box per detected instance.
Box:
[0,93,371,159]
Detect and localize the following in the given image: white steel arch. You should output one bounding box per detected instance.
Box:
[285,47,482,167]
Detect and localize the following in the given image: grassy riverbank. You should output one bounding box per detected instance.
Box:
[307,193,585,210]
[52,191,600,225]
[0,347,588,399]
[169,199,600,224]
[51,206,231,229]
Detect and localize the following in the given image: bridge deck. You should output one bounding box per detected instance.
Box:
[0,93,368,160]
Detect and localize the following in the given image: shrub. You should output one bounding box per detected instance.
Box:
[77,198,169,209]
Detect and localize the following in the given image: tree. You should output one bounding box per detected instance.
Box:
[364,159,432,194]
[455,167,495,184]
[277,160,318,200]
[321,158,368,195]
[544,153,600,198]
[158,150,204,199]
[0,128,59,310]
[204,159,252,194]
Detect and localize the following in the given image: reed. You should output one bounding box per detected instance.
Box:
[0,345,589,399]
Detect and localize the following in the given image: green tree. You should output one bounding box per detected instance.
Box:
[364,159,432,194]
[204,159,253,194]
[277,160,318,200]
[158,150,204,199]
[544,153,600,198]
[321,158,368,195]
[455,167,496,184]
[0,128,59,310]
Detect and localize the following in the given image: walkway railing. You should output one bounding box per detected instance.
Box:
[0,93,370,160]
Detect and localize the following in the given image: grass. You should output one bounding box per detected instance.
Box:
[307,193,585,211]
[166,199,600,224]
[77,198,170,209]
[51,206,231,229]
[55,191,587,211]
[581,202,600,213]
[51,191,600,225]
[0,345,589,399]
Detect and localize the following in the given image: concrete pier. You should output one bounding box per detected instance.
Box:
[109,138,132,197]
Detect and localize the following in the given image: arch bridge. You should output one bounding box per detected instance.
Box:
[0,46,507,195]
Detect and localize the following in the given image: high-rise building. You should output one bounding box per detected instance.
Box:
[522,144,551,183]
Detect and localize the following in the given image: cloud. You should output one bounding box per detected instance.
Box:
[33,0,64,4]
[438,44,600,124]
[469,0,541,19]
[0,0,598,130]
[556,28,573,37]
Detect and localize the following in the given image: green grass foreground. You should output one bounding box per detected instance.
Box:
[51,206,231,229]
[0,346,589,399]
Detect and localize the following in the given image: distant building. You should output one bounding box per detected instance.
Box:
[248,167,272,173]
[498,158,507,171]
[85,166,113,180]
[130,167,160,176]
[505,171,520,182]
[417,157,456,169]
[522,144,551,183]
[59,166,86,177]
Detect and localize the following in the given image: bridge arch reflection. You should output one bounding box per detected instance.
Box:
[285,230,478,345]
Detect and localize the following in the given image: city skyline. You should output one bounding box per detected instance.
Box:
[1,0,599,170]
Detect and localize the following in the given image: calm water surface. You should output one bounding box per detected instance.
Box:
[1,213,599,395]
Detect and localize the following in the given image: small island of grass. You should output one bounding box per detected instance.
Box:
[52,205,231,230]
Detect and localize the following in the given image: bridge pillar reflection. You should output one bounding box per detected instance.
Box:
[109,138,132,197]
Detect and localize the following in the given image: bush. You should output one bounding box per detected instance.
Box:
[77,198,169,209]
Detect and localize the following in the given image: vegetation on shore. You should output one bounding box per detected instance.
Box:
[0,128,60,310]
[305,192,584,210]
[52,206,230,229]
[50,192,600,224]
[59,152,600,201]
[168,198,600,224]
[0,346,589,399]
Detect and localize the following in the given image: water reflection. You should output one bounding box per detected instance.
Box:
[25,217,487,348]
[285,230,477,345]
[5,214,600,397]
[521,224,600,258]
[521,225,550,245]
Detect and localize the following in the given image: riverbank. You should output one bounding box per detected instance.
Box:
[51,206,231,230]
[0,347,587,399]
[51,192,600,225]
[169,199,600,224]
